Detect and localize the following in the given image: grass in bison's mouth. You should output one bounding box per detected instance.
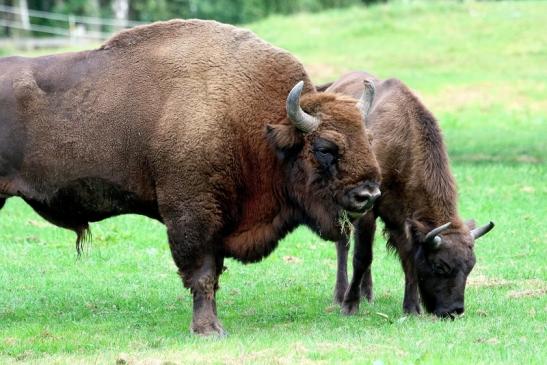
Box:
[338,210,354,237]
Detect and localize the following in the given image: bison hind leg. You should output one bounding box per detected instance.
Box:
[75,224,92,256]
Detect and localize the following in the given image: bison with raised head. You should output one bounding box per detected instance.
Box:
[0,22,381,335]
[320,71,494,317]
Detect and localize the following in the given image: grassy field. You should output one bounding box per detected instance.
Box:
[1,1,546,364]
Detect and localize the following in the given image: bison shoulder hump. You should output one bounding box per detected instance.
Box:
[100,19,246,51]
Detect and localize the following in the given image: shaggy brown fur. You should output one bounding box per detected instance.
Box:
[0,22,380,335]
[325,71,493,317]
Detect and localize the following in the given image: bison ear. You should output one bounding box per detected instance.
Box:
[404,218,428,244]
[265,124,304,161]
[464,219,476,230]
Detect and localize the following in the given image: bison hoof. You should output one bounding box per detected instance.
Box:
[360,286,373,303]
[191,320,227,337]
[403,303,421,315]
[341,300,360,316]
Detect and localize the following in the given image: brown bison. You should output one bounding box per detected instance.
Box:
[320,71,494,317]
[0,22,381,335]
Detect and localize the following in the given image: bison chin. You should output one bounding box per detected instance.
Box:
[294,187,378,242]
[297,200,357,242]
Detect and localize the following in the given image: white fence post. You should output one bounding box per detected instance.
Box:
[113,0,129,31]
[18,0,29,30]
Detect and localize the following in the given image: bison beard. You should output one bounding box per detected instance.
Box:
[323,71,494,317]
[0,22,381,335]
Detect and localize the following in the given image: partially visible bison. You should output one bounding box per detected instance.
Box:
[320,71,494,317]
[0,22,381,335]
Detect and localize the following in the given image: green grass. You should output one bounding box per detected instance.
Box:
[1,1,546,364]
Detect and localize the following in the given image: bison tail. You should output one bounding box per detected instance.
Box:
[75,224,92,256]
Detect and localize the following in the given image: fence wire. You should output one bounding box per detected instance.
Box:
[0,4,145,40]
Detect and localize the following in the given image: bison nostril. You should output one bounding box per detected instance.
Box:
[347,185,381,212]
[353,190,372,204]
[370,187,381,203]
[353,187,380,204]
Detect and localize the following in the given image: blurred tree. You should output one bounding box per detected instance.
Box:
[86,0,101,33]
[0,0,11,36]
[131,0,171,22]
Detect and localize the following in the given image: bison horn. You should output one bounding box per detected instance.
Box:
[471,221,495,240]
[286,81,320,133]
[424,222,452,250]
[357,79,376,119]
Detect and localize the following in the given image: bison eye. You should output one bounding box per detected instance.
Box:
[313,138,339,170]
[431,261,453,276]
[314,148,335,168]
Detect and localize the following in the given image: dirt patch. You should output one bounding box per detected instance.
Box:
[451,154,543,164]
[468,275,547,299]
[27,219,52,228]
[515,155,543,164]
[283,255,302,264]
[475,337,500,345]
[115,356,178,365]
[467,275,512,288]
[3,337,17,346]
[423,81,547,113]
[507,288,547,299]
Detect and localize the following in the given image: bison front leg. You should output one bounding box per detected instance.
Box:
[360,265,374,302]
[166,216,226,337]
[387,231,421,315]
[400,256,421,315]
[187,254,225,336]
[334,237,350,304]
[341,212,375,315]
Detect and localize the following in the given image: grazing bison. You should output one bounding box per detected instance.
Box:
[321,71,494,317]
[0,22,381,335]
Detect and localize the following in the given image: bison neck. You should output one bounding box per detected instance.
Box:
[374,92,460,230]
[222,135,300,263]
[223,201,299,263]
[409,110,459,226]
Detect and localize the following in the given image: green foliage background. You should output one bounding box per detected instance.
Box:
[0,0,385,32]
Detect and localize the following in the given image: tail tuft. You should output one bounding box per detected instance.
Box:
[75,224,92,256]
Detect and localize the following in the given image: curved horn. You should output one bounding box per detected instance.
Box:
[471,221,495,240]
[286,81,320,133]
[424,222,452,250]
[357,79,376,119]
